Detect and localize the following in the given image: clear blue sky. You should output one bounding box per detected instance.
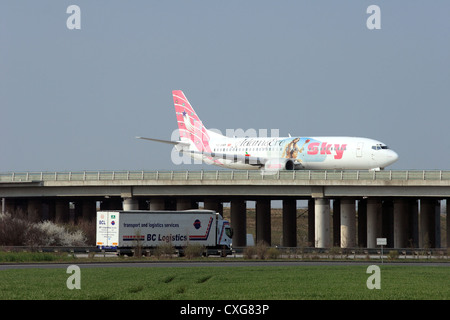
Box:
[1,1,449,172]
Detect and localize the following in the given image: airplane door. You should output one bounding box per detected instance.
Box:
[356,142,363,157]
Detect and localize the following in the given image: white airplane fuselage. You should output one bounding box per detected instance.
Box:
[190,135,398,171]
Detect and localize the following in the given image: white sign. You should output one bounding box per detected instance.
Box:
[376,238,387,246]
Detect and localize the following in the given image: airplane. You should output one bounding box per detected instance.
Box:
[137,90,399,172]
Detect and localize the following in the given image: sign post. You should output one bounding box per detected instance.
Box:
[377,238,387,263]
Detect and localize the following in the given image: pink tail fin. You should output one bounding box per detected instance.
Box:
[172,90,211,152]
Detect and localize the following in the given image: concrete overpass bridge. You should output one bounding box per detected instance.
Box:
[1,170,449,249]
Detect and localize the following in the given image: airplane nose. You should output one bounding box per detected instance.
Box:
[390,150,399,161]
[386,150,399,165]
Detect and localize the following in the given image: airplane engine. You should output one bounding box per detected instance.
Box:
[264,158,295,171]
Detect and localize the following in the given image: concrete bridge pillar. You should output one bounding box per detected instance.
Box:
[55,199,70,223]
[149,198,165,210]
[340,199,356,248]
[409,199,419,248]
[420,199,437,248]
[27,199,42,222]
[230,199,246,247]
[81,199,97,220]
[73,201,82,222]
[358,199,367,248]
[315,198,330,248]
[366,198,382,248]
[43,199,56,221]
[308,199,315,247]
[435,200,441,248]
[447,199,450,249]
[332,199,341,247]
[256,199,271,246]
[282,199,296,247]
[382,200,394,248]
[176,198,192,210]
[394,199,409,248]
[2,198,16,214]
[123,198,139,211]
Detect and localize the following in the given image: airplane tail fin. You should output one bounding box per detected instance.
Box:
[172,90,213,152]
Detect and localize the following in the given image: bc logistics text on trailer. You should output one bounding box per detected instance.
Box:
[96,210,233,256]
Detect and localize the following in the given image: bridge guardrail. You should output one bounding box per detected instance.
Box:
[1,246,448,259]
[1,170,450,183]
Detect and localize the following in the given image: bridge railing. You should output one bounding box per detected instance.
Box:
[1,170,450,182]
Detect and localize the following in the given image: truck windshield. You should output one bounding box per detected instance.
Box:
[225,227,233,238]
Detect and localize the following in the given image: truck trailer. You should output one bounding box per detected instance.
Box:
[96,210,233,256]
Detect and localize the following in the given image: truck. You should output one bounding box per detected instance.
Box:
[96,210,233,256]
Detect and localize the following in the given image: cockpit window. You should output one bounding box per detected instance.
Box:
[372,144,389,150]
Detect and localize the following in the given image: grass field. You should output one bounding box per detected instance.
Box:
[0,264,448,300]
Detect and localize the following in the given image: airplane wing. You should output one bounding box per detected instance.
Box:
[184,150,265,167]
[186,150,302,171]
[183,150,263,166]
[136,136,191,148]
[137,136,299,170]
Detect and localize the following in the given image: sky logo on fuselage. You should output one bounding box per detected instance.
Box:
[307,142,347,160]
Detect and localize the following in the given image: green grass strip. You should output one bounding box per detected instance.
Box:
[0,265,448,300]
